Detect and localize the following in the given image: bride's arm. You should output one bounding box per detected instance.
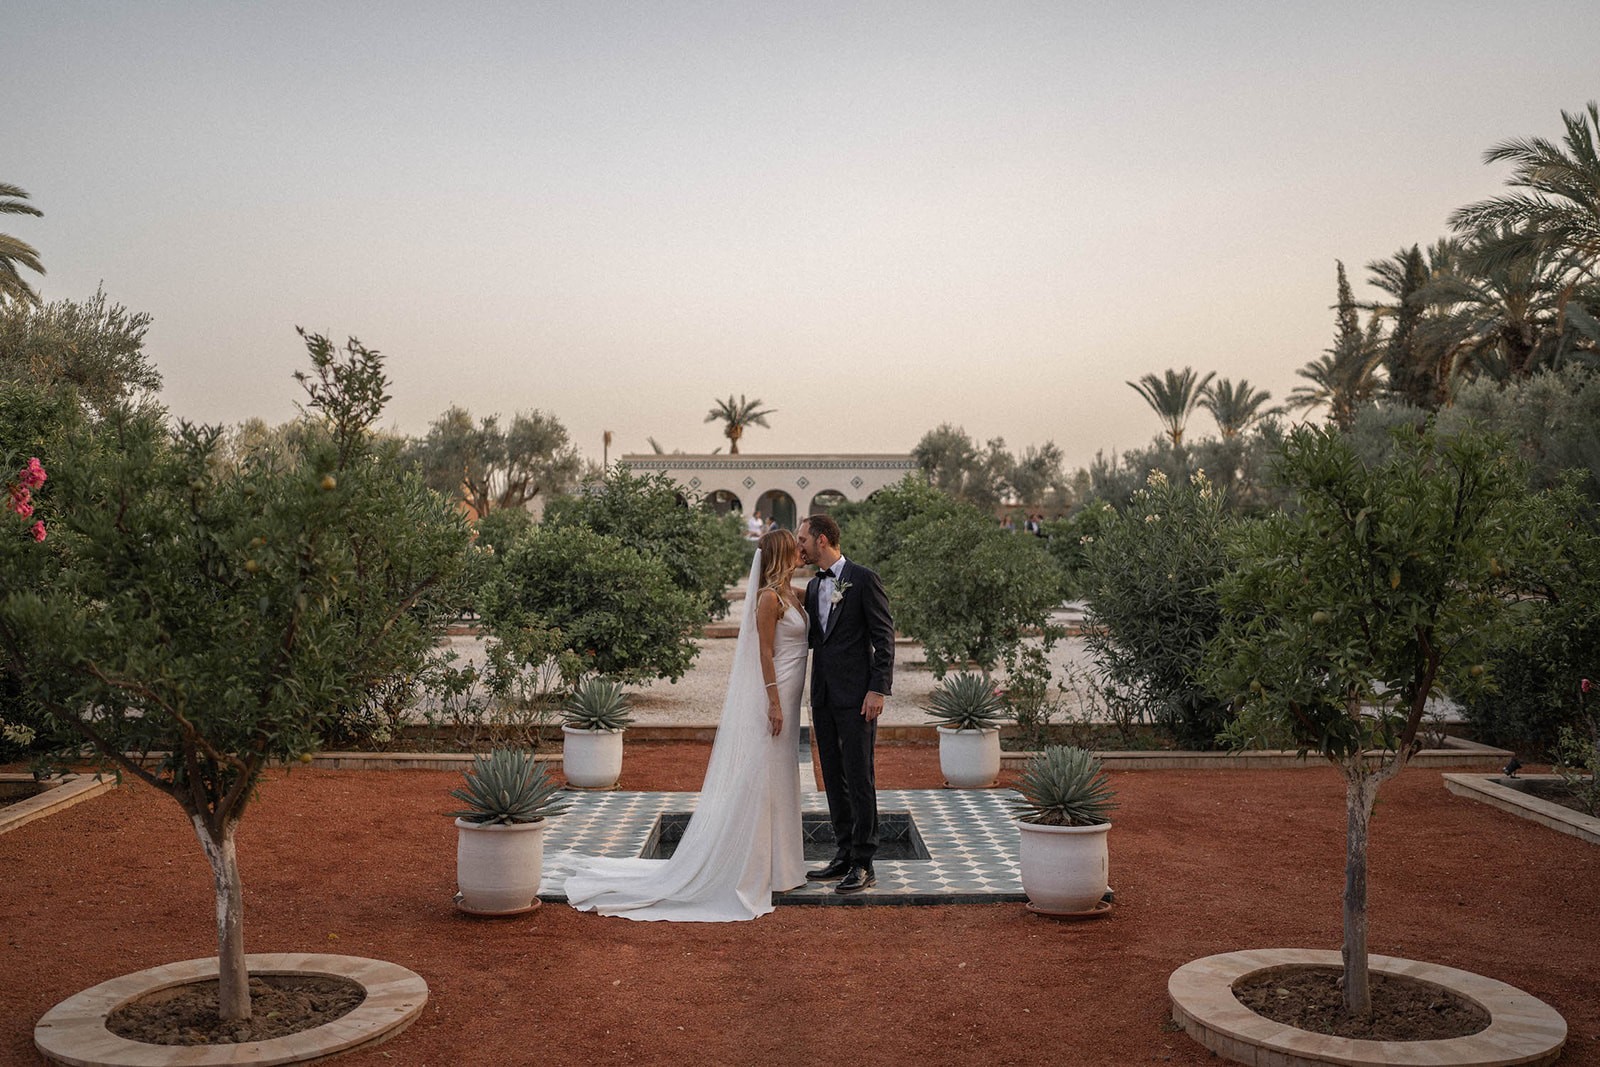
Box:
[756,589,784,737]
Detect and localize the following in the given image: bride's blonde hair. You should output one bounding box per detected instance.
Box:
[758,528,800,605]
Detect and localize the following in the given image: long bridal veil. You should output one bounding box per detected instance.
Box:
[559,548,801,921]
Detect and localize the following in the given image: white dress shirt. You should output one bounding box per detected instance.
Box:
[816,557,847,631]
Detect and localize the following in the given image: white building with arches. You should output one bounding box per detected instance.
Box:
[619,453,918,529]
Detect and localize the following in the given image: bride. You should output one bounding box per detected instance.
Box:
[561,528,808,921]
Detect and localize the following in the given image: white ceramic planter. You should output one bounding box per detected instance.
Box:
[454,818,546,915]
[1016,819,1110,913]
[562,725,624,789]
[937,726,1001,788]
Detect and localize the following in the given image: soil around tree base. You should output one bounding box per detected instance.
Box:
[105,974,365,1046]
[1233,967,1489,1042]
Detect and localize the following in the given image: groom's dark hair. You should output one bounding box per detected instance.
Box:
[802,514,841,548]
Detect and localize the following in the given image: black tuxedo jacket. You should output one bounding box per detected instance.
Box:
[806,559,895,710]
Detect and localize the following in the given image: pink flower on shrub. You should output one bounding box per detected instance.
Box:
[1584,678,1594,695]
[7,459,48,538]
[18,458,46,490]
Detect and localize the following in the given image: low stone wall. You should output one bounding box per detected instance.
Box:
[0,773,116,836]
[1001,736,1510,773]
[1443,773,1600,846]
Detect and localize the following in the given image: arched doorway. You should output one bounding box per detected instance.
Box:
[756,489,797,531]
[704,489,742,517]
[808,489,848,515]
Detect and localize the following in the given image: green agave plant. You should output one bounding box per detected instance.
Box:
[562,677,634,731]
[447,748,569,825]
[1013,745,1117,827]
[925,671,1009,731]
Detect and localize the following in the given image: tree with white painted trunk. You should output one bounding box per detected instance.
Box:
[1204,424,1558,1017]
[0,332,474,1022]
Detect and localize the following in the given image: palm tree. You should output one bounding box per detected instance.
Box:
[1127,367,1215,447]
[1199,378,1276,439]
[1429,225,1582,383]
[704,395,774,454]
[1,182,45,307]
[1450,101,1600,275]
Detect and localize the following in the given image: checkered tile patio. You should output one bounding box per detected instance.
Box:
[539,789,1027,906]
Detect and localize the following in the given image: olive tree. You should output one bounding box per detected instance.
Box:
[1204,424,1545,1017]
[0,332,474,1022]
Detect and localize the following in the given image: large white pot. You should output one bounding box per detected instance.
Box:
[562,725,625,789]
[937,726,1001,788]
[1016,819,1110,913]
[455,818,546,915]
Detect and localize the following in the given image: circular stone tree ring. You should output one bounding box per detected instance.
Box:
[35,953,427,1067]
[1168,949,1566,1067]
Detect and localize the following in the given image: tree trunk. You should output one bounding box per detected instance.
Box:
[728,425,742,454]
[1341,769,1380,1017]
[192,815,251,1021]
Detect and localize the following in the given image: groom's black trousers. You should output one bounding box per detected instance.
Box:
[812,702,879,865]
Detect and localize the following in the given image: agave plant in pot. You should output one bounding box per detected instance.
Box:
[449,748,568,915]
[561,676,635,789]
[926,672,1009,788]
[1013,745,1117,915]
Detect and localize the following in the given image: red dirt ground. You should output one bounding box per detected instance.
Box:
[3,741,1598,1066]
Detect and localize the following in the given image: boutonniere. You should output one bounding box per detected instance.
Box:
[830,580,852,606]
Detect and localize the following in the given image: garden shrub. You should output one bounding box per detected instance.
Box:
[1459,489,1600,754]
[1039,502,1115,600]
[479,523,703,685]
[1083,467,1235,748]
[892,504,1062,676]
[543,466,748,618]
[832,473,961,582]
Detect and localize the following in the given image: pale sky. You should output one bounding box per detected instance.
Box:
[5,2,1595,470]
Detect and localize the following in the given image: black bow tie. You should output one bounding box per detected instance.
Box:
[818,569,837,582]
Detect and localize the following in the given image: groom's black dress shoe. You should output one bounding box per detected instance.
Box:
[835,865,876,894]
[807,857,852,881]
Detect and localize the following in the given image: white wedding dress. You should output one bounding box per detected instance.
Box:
[560,552,807,921]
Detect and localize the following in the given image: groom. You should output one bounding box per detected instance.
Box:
[797,514,895,894]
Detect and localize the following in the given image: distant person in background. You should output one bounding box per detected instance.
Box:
[1024,513,1042,536]
[746,510,764,540]
[1000,515,1015,533]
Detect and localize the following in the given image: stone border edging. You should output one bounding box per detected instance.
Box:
[302,751,561,772]
[34,953,427,1067]
[1443,773,1600,846]
[1168,949,1565,1067]
[0,774,115,836]
[1002,736,1509,773]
